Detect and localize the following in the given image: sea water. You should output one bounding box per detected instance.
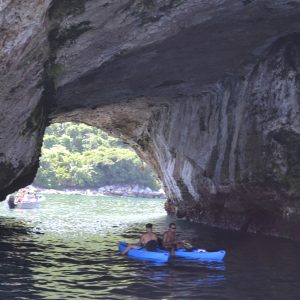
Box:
[0,194,299,299]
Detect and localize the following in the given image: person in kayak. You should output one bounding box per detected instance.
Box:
[121,223,159,255]
[162,223,191,254]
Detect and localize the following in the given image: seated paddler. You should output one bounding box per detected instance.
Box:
[121,223,159,255]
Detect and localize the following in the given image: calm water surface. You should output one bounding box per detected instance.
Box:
[0,194,299,299]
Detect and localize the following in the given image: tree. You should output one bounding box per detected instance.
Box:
[34,122,160,190]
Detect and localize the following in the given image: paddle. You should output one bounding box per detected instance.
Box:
[178,241,207,252]
[177,240,193,249]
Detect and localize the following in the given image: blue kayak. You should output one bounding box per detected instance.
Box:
[118,242,170,263]
[174,248,226,261]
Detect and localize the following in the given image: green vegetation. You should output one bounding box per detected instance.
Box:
[34,123,160,190]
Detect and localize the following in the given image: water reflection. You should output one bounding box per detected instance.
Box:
[0,195,299,299]
[0,219,44,299]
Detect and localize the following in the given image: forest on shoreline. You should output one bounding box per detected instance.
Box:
[34,123,160,191]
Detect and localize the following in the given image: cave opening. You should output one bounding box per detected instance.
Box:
[1,121,168,235]
[33,121,164,199]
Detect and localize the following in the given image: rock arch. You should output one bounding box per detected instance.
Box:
[1,0,300,239]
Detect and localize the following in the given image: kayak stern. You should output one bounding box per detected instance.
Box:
[118,242,170,263]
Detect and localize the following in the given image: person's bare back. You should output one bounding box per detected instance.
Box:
[121,223,158,255]
[140,232,158,246]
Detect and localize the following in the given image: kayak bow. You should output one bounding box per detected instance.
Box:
[175,248,226,261]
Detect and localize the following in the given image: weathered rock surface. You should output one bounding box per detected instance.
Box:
[1,0,300,239]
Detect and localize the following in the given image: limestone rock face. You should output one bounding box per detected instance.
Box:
[1,0,300,239]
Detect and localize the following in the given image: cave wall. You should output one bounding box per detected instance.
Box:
[0,0,51,199]
[55,34,300,239]
[144,35,300,239]
[1,0,300,239]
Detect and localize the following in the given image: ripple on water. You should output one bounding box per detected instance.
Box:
[0,195,300,299]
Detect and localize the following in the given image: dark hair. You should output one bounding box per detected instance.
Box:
[146,223,153,228]
[169,223,176,228]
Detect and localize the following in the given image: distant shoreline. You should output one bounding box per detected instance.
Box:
[35,185,166,199]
